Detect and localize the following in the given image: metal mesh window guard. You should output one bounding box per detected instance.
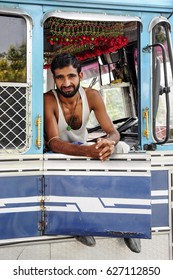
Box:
[0,85,32,153]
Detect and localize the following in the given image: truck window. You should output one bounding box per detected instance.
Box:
[0,14,32,153]
[44,17,139,148]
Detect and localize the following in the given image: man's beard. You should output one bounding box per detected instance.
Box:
[56,82,80,98]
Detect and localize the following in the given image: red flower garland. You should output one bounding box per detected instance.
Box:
[48,35,128,61]
[44,18,128,66]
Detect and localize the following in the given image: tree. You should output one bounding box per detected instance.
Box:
[0,44,26,82]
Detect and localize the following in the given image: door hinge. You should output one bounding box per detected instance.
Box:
[38,176,46,233]
[38,196,46,232]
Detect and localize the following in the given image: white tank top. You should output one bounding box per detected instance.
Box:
[52,87,90,143]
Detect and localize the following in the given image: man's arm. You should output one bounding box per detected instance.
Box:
[86,88,120,143]
[85,88,120,160]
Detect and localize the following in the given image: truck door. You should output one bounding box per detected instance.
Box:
[0,9,43,240]
[42,12,151,239]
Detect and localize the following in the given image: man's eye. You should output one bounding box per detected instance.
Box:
[69,74,76,78]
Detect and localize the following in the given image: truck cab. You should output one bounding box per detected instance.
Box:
[0,0,173,260]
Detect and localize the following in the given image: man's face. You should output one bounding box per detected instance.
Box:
[54,65,83,98]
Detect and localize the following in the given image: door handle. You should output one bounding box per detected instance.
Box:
[35,114,41,149]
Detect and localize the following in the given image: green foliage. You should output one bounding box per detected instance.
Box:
[0,44,26,82]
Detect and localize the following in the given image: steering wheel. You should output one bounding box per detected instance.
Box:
[116,116,138,133]
[87,116,138,142]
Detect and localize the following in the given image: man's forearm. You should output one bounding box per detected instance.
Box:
[106,131,120,145]
[49,138,93,158]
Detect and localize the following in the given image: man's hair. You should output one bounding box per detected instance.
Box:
[51,53,82,75]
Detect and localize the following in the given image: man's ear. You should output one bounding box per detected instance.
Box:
[79,72,83,80]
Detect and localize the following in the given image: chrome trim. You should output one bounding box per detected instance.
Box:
[149,16,171,32]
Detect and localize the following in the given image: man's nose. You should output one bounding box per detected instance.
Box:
[63,77,71,87]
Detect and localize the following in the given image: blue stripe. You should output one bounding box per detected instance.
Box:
[151,170,168,190]
[47,175,151,199]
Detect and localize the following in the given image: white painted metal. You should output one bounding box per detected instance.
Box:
[42,11,142,25]
[44,152,151,176]
[0,154,43,176]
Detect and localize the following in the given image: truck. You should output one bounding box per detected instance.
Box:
[0,0,173,260]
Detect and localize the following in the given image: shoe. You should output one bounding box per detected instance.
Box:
[75,236,96,247]
[124,238,141,253]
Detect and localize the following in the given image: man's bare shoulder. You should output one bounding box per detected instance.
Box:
[44,90,56,101]
[84,87,102,100]
[84,87,101,100]
[84,87,99,95]
[44,90,58,114]
[44,89,54,97]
